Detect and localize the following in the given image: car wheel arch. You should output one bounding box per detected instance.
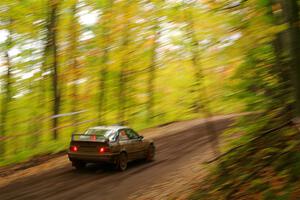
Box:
[149,142,155,148]
[120,150,127,156]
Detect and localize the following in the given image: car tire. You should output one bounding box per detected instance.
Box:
[116,152,128,171]
[146,144,155,162]
[72,160,86,170]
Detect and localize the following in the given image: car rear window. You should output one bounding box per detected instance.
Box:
[84,129,117,141]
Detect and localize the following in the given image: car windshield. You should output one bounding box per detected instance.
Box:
[84,128,117,141]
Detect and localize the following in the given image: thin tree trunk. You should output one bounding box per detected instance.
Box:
[36,10,53,140]
[98,0,114,125]
[118,49,129,125]
[98,49,108,125]
[146,22,160,123]
[118,1,131,125]
[47,0,61,140]
[184,10,203,114]
[0,18,13,157]
[27,81,40,148]
[69,2,80,133]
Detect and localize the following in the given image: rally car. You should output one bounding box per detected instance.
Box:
[68,126,155,171]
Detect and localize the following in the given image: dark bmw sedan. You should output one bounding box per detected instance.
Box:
[68,126,155,171]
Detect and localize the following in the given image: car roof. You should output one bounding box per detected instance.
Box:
[89,125,129,131]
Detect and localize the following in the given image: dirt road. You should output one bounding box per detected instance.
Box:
[0,115,235,200]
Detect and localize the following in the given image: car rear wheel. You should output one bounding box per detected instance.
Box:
[146,144,155,162]
[72,160,86,170]
[116,152,128,171]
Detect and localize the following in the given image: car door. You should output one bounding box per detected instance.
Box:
[125,129,145,159]
[118,129,135,161]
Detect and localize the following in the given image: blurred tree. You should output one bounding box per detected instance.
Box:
[190,0,300,198]
[146,0,161,123]
[98,0,114,125]
[117,0,132,125]
[0,15,13,157]
[184,5,203,114]
[68,0,80,132]
[0,0,261,169]
[47,0,61,140]
[280,0,300,118]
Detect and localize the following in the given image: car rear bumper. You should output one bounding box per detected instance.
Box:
[68,152,119,163]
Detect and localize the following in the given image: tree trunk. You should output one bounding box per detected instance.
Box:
[47,0,61,140]
[27,80,40,148]
[98,0,114,125]
[281,0,300,118]
[184,9,203,114]
[0,18,13,157]
[118,1,131,125]
[146,22,160,124]
[118,48,129,125]
[69,1,80,133]
[266,0,293,121]
[36,8,53,141]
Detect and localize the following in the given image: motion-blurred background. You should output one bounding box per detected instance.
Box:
[1,0,300,198]
[0,0,244,165]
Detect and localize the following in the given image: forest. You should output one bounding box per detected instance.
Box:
[1,0,300,199]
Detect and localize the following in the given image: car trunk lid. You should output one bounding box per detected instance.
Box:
[70,134,109,153]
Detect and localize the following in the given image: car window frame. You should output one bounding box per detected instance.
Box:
[118,129,130,141]
[107,131,118,142]
[125,129,140,140]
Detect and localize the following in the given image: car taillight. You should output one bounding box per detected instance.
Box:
[70,145,78,152]
[99,146,110,154]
